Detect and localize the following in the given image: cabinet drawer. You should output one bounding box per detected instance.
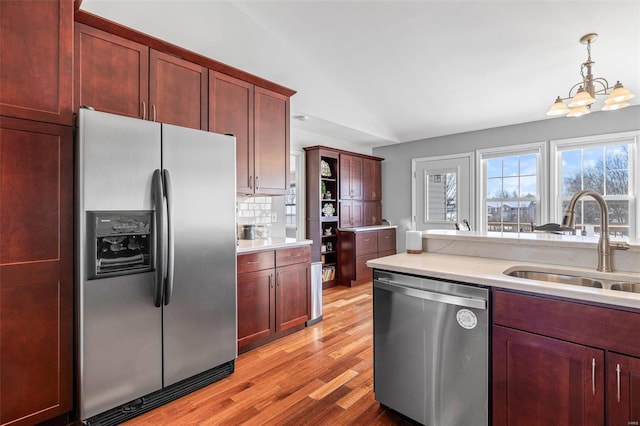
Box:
[377,229,396,252]
[237,251,275,274]
[494,290,640,358]
[378,249,396,258]
[275,245,311,267]
[355,231,377,255]
[355,253,378,281]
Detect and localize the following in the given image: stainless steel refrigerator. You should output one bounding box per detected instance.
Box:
[76,108,237,425]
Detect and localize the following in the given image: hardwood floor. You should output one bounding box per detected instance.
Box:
[124,283,418,425]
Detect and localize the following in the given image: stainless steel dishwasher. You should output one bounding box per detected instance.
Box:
[373,269,489,426]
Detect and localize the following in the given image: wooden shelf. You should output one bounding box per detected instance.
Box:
[321,216,338,222]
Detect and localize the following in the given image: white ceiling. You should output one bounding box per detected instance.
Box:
[81,0,640,150]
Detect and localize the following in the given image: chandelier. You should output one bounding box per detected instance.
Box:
[546,33,634,118]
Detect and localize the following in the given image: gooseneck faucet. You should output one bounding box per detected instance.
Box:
[562,189,612,272]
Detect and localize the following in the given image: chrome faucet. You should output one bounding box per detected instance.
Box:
[561,189,628,272]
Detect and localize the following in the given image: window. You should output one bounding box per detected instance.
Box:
[477,143,546,233]
[551,133,638,240]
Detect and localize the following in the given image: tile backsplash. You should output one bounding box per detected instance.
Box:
[237,196,273,225]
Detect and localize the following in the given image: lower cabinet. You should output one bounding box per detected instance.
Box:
[338,227,396,286]
[493,290,640,426]
[237,246,310,353]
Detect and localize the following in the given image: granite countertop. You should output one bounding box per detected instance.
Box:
[367,252,640,310]
[338,225,397,232]
[237,237,312,254]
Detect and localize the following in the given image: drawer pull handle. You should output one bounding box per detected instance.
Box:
[616,363,621,402]
[289,254,301,258]
[245,260,261,265]
[592,358,596,395]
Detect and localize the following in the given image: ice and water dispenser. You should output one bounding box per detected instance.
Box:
[86,211,153,279]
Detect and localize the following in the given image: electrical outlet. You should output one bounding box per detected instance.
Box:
[271,212,277,222]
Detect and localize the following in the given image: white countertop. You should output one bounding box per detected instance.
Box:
[237,237,312,254]
[339,225,397,232]
[367,252,640,310]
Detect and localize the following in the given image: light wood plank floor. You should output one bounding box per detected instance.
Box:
[124,283,418,425]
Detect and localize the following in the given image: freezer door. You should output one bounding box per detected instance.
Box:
[77,109,163,419]
[161,124,237,386]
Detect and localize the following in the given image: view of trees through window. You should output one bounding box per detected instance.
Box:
[485,154,538,233]
[560,144,630,238]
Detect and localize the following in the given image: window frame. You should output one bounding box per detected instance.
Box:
[476,142,547,233]
[550,131,639,241]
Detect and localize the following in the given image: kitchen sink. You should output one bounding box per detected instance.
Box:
[505,270,604,288]
[610,282,640,293]
[505,268,640,293]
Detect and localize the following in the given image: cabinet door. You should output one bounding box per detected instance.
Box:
[237,269,275,351]
[493,326,604,426]
[254,87,289,194]
[340,154,363,200]
[364,201,382,226]
[275,263,309,332]
[363,158,381,201]
[75,23,149,119]
[0,0,73,125]
[608,353,640,426]
[149,49,208,130]
[209,71,254,193]
[377,228,396,252]
[0,118,73,425]
[339,200,363,228]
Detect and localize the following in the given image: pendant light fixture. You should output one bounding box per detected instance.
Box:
[546,33,634,117]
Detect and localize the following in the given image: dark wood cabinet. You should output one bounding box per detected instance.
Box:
[254,87,290,195]
[210,74,289,195]
[74,23,149,119]
[338,228,396,286]
[0,0,73,125]
[363,201,382,226]
[149,49,208,130]
[363,158,382,201]
[607,353,640,426]
[340,154,363,200]
[493,326,604,426]
[0,0,73,126]
[493,290,640,425]
[237,246,310,353]
[0,117,73,425]
[75,23,208,130]
[339,200,364,228]
[209,71,255,193]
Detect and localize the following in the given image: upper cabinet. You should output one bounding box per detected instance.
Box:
[75,24,208,130]
[340,154,364,200]
[363,158,382,201]
[0,0,73,125]
[76,12,295,195]
[210,73,290,195]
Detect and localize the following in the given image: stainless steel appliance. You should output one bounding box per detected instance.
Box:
[373,270,489,425]
[77,108,237,425]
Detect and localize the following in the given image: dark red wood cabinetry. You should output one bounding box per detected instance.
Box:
[0,118,73,426]
[237,246,310,353]
[338,228,396,287]
[340,154,363,200]
[493,290,640,426]
[0,0,73,126]
[210,74,290,195]
[75,23,208,130]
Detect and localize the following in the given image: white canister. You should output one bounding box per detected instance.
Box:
[406,231,423,254]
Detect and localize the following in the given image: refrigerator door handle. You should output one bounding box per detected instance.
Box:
[152,169,166,307]
[163,169,175,305]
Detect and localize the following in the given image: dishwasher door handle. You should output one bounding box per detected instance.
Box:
[374,278,487,310]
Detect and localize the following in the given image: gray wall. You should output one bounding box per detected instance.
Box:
[373,105,640,252]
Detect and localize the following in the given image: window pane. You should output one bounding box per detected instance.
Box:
[606,170,628,195]
[562,172,581,196]
[502,177,519,198]
[503,157,519,177]
[520,176,537,197]
[562,150,581,173]
[605,145,628,170]
[583,147,603,172]
[520,154,537,176]
[487,177,502,198]
[608,200,630,237]
[487,158,502,178]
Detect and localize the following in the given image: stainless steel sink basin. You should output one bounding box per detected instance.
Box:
[610,282,640,293]
[506,270,604,288]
